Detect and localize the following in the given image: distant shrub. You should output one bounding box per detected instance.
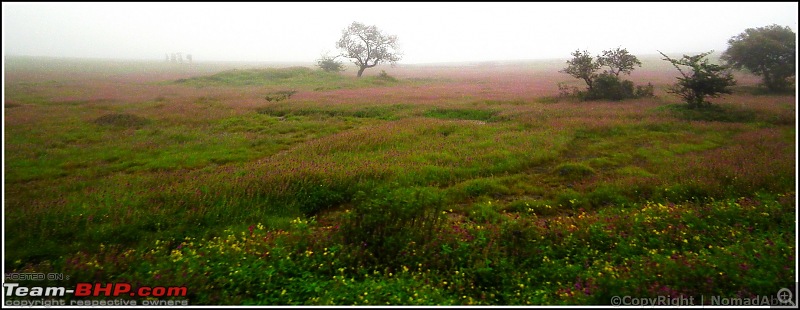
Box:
[558,82,580,98]
[264,90,297,102]
[316,55,345,73]
[576,73,654,101]
[584,73,635,101]
[93,113,150,128]
[635,83,655,98]
[559,47,653,101]
[376,70,398,82]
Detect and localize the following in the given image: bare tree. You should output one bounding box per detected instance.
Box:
[336,21,402,77]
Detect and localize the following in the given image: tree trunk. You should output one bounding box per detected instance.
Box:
[357,66,367,78]
[762,71,774,91]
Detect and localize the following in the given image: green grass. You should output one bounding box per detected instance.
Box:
[257,103,412,120]
[93,113,151,127]
[174,67,406,90]
[3,59,796,305]
[659,103,757,123]
[423,108,500,121]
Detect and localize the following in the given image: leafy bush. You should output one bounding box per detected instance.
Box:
[659,51,736,109]
[579,74,654,101]
[560,47,652,101]
[316,55,345,73]
[376,70,398,82]
[635,83,655,98]
[584,74,635,100]
[558,82,581,98]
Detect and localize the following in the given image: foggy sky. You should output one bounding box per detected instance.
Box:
[3,2,798,64]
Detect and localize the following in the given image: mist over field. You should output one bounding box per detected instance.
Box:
[2,1,798,307]
[3,2,797,63]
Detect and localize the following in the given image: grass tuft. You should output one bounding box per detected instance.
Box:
[92,113,150,128]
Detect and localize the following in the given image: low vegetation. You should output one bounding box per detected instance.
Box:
[3,56,796,305]
[560,48,655,101]
[93,113,151,128]
[174,67,404,90]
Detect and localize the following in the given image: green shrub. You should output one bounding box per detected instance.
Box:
[565,74,653,101]
[558,82,581,98]
[376,70,398,82]
[586,73,635,101]
[316,55,345,73]
[635,83,655,98]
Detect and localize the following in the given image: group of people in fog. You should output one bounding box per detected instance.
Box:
[165,52,192,63]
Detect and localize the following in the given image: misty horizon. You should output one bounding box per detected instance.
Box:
[3,2,798,64]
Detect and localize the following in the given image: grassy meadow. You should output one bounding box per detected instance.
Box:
[3,55,796,305]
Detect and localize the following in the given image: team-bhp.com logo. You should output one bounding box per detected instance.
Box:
[4,282,187,297]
